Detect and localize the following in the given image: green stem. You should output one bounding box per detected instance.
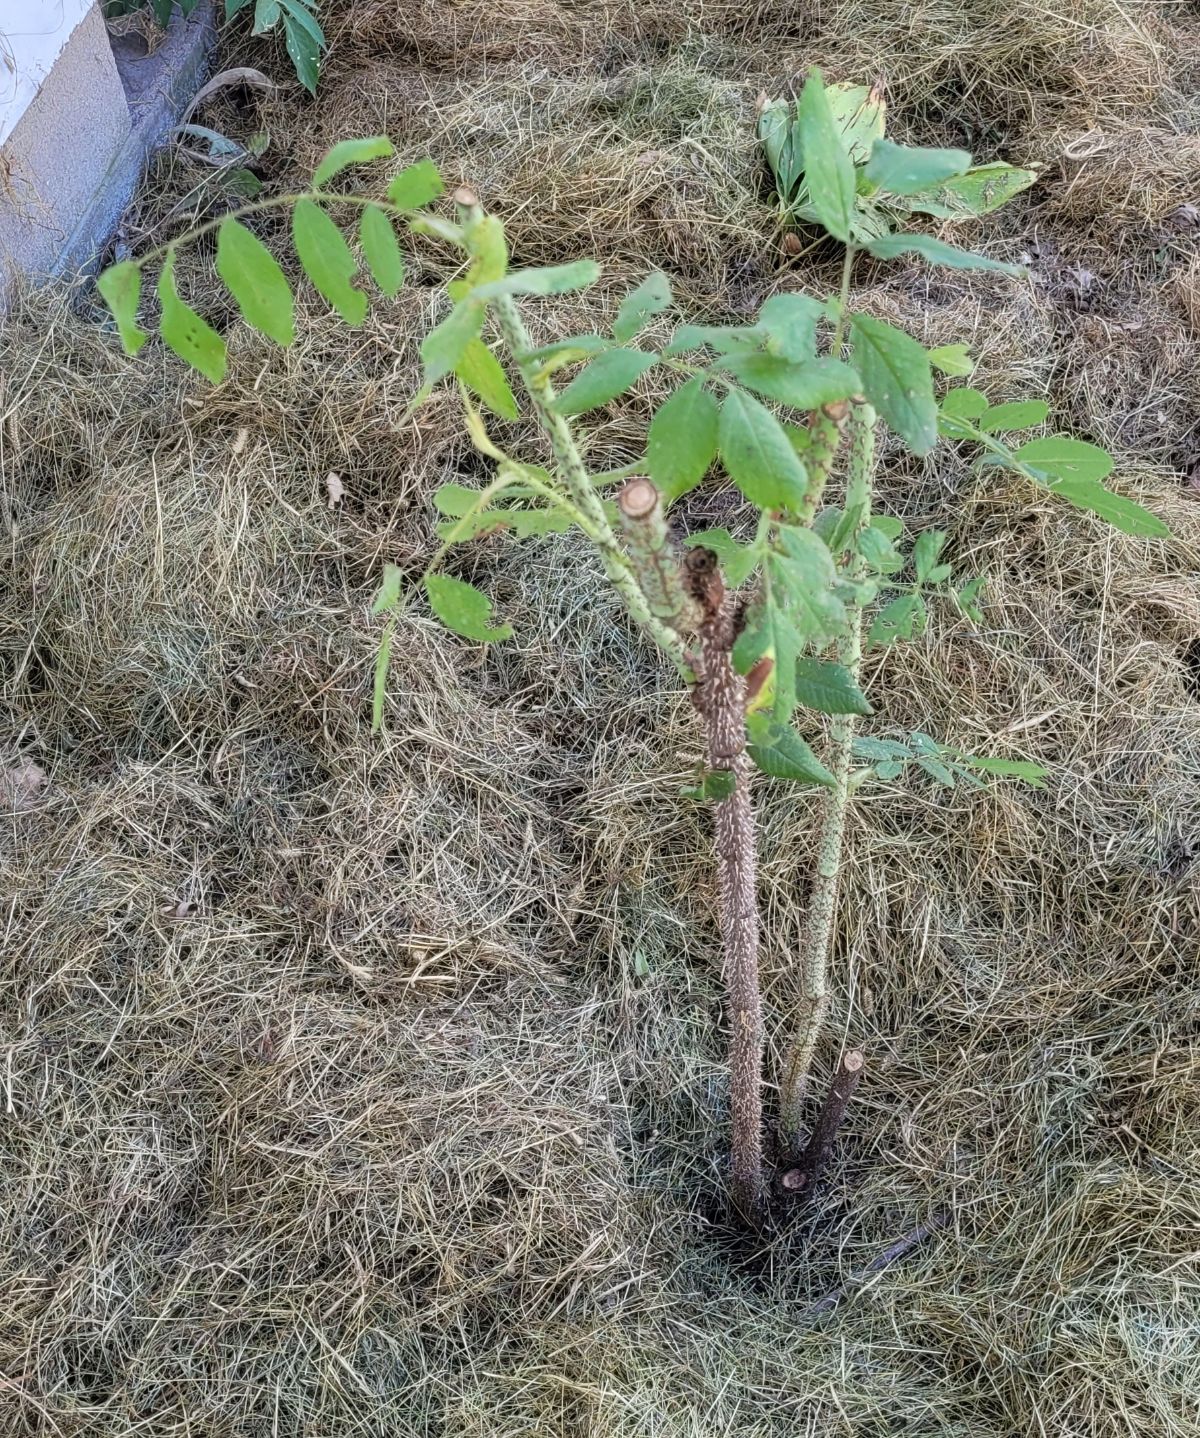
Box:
[779,400,876,1151]
[830,244,857,355]
[793,408,847,528]
[789,244,859,533]
[616,480,699,635]
[130,191,423,273]
[490,291,692,675]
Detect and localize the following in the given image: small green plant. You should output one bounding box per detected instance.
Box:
[96,74,1168,1220]
[758,81,1038,247]
[105,0,327,94]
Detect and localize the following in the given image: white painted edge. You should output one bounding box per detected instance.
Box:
[0,0,97,147]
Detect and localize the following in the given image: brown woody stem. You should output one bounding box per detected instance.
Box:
[779,1048,864,1194]
[689,551,764,1220]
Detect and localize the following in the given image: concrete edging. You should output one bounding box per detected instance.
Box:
[0,1,215,311]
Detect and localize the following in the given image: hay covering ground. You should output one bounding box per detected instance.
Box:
[2,1,1199,1433]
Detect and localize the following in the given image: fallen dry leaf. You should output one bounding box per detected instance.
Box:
[1,758,47,811]
[326,472,345,508]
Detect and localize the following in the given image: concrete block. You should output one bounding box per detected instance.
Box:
[0,4,130,291]
[0,2,215,311]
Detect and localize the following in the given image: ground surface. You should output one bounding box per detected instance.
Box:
[2,3,1199,1435]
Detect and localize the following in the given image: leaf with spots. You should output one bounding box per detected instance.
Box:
[157,252,227,383]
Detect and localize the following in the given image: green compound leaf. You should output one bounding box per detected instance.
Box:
[905,162,1038,220]
[941,387,990,419]
[474,261,600,300]
[647,377,719,502]
[313,136,394,186]
[371,563,403,614]
[911,529,948,583]
[914,752,958,787]
[1014,438,1170,538]
[716,352,857,414]
[454,338,519,420]
[216,217,295,345]
[718,353,861,412]
[521,334,611,366]
[795,68,857,243]
[437,507,571,543]
[853,735,910,762]
[1043,480,1168,537]
[958,753,1049,787]
[424,574,513,642]
[432,482,572,543]
[772,526,847,649]
[97,260,148,356]
[1013,436,1113,484]
[387,159,445,210]
[928,343,974,377]
[954,575,986,623]
[663,323,761,357]
[278,0,325,94]
[372,620,394,732]
[555,348,656,416]
[857,524,904,574]
[850,314,937,455]
[793,656,872,715]
[867,233,1025,276]
[292,200,367,324]
[756,293,824,362]
[747,720,837,787]
[420,299,486,388]
[612,271,673,342]
[864,139,971,196]
[868,592,923,648]
[977,400,1049,433]
[718,389,810,511]
[157,252,227,384]
[359,204,405,296]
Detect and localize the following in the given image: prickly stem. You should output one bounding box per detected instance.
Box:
[779,401,876,1151]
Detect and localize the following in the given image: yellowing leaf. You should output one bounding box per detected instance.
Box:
[454,338,519,420]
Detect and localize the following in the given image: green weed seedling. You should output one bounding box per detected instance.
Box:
[97,73,1168,1221]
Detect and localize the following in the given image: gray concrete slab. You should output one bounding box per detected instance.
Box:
[0,1,215,311]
